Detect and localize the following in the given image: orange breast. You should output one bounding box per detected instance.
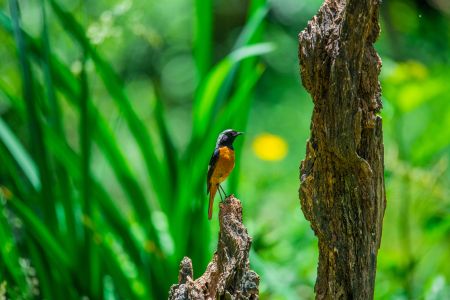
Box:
[211,146,235,184]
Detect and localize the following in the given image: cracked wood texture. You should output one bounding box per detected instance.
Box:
[168,195,259,300]
[298,0,386,299]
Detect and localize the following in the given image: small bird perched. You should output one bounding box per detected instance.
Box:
[207,129,243,220]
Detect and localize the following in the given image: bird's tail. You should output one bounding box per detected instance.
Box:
[208,185,217,220]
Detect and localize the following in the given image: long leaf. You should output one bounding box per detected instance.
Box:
[0,118,40,190]
[194,0,213,79]
[6,195,71,268]
[78,53,98,295]
[0,12,164,233]
[0,192,29,296]
[234,5,268,49]
[2,84,165,297]
[42,126,146,265]
[49,0,170,210]
[40,0,77,250]
[41,113,169,297]
[152,86,179,213]
[192,5,269,136]
[27,239,58,299]
[231,0,267,192]
[9,0,58,229]
[192,43,274,140]
[37,93,159,262]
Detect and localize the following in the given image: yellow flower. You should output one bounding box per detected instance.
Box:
[252,133,288,161]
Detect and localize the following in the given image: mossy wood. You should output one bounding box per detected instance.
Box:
[298,0,386,299]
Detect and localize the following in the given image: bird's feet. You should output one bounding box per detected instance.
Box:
[218,184,228,202]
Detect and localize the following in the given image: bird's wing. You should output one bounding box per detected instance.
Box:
[207,148,219,194]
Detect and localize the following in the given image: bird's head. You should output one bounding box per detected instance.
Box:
[216,129,243,148]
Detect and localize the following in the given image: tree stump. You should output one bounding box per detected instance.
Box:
[169,195,259,300]
[298,0,386,299]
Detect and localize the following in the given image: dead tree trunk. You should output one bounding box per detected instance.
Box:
[298,0,386,299]
[168,195,259,300]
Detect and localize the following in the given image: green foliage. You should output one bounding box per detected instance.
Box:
[0,0,449,299]
[0,0,270,298]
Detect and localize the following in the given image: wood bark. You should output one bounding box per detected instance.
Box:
[168,195,259,300]
[298,0,386,299]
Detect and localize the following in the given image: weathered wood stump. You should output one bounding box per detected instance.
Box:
[169,195,259,300]
[298,0,386,299]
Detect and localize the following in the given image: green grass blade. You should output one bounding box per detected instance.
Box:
[35,10,172,275]
[2,123,153,298]
[100,237,152,300]
[0,14,162,246]
[2,82,161,294]
[40,114,170,297]
[207,5,268,117]
[40,1,62,132]
[152,86,178,212]
[39,0,78,253]
[78,53,97,295]
[0,9,77,101]
[5,195,71,268]
[91,114,155,226]
[27,240,57,299]
[42,126,146,265]
[0,193,29,295]
[0,80,25,112]
[0,118,40,190]
[231,0,267,191]
[45,51,165,261]
[27,238,77,299]
[1,13,162,228]
[0,10,12,32]
[194,0,213,79]
[0,143,38,206]
[9,0,58,230]
[192,59,233,138]
[234,5,268,49]
[214,65,265,137]
[192,43,274,139]
[49,0,170,210]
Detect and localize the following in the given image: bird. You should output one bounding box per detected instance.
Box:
[207,129,243,220]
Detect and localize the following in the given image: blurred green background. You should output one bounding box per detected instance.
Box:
[0,0,449,299]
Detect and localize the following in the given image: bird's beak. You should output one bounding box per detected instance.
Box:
[236,132,244,136]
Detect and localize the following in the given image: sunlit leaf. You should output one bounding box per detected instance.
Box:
[0,118,40,189]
